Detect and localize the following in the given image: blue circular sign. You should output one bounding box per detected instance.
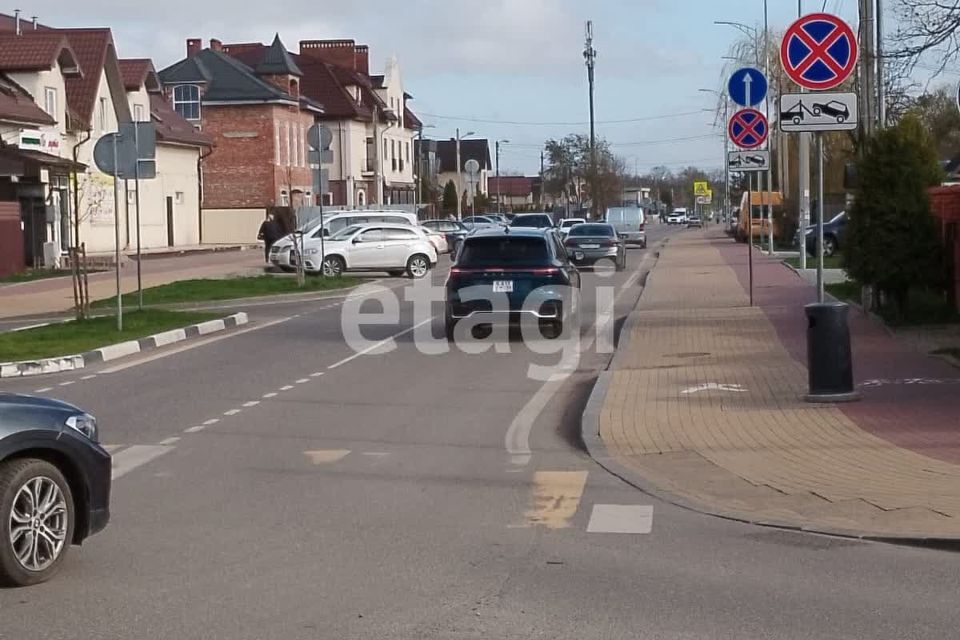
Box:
[727,67,768,107]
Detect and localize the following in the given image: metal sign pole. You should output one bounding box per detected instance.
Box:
[816,132,825,303]
[748,171,754,307]
[112,133,123,331]
[317,167,325,274]
[134,122,143,310]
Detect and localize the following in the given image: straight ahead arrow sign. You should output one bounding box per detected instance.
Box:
[743,73,752,109]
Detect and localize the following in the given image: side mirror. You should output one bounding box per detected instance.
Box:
[352,236,364,244]
[323,228,330,237]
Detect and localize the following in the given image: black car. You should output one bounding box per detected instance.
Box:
[421,219,469,254]
[813,101,850,122]
[444,228,580,340]
[803,211,847,257]
[509,213,555,229]
[0,394,111,586]
[563,223,626,271]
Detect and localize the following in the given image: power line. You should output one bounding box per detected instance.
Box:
[418,109,710,127]
[506,132,720,150]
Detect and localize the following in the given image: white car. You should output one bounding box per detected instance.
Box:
[424,229,449,255]
[558,217,587,236]
[299,223,438,278]
[667,210,686,225]
[270,211,419,271]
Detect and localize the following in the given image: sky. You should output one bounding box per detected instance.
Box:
[17,0,955,176]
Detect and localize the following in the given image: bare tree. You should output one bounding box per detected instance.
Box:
[888,0,960,76]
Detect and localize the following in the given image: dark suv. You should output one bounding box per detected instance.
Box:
[444,228,580,339]
[509,213,555,229]
[0,394,111,586]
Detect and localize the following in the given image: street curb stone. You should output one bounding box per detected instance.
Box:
[580,243,960,546]
[0,313,248,378]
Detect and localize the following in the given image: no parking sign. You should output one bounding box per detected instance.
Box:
[780,13,858,90]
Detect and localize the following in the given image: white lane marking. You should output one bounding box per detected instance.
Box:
[111,445,173,480]
[223,409,242,416]
[59,380,75,387]
[101,444,124,454]
[262,392,278,399]
[203,418,220,426]
[99,317,293,373]
[296,378,310,384]
[80,374,97,381]
[279,385,294,391]
[310,372,324,378]
[304,449,351,464]
[184,426,205,434]
[34,387,52,393]
[361,452,390,458]
[158,436,181,446]
[327,318,433,370]
[243,400,261,407]
[587,505,654,534]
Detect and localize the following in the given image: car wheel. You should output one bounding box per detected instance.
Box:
[321,256,344,277]
[823,236,837,258]
[0,459,75,587]
[406,254,430,279]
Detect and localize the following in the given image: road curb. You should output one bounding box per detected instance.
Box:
[0,313,248,378]
[581,243,960,547]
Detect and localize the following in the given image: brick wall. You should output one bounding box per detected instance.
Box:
[201,104,314,209]
[930,186,960,311]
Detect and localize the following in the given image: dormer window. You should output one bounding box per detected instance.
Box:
[173,85,201,121]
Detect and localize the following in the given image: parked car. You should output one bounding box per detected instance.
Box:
[563,223,626,271]
[604,207,646,247]
[686,214,703,229]
[444,228,580,340]
[803,211,847,258]
[298,223,437,278]
[0,394,111,586]
[423,229,449,255]
[270,211,419,271]
[558,217,587,237]
[421,219,469,255]
[666,209,686,225]
[509,213,555,229]
[462,216,499,229]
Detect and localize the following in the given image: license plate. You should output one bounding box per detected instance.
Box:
[581,243,600,249]
[492,280,513,293]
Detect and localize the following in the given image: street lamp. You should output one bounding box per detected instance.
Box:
[714,20,760,65]
[495,139,510,214]
[455,128,475,220]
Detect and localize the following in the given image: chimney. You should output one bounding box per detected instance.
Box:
[354,45,369,76]
[187,38,202,57]
[13,9,20,36]
[31,16,37,30]
[210,38,222,52]
[298,39,358,70]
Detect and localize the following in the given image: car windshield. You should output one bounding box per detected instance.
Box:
[328,225,363,241]
[569,225,614,237]
[458,236,550,266]
[511,216,551,228]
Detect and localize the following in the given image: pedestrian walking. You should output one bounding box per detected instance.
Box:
[257,213,282,263]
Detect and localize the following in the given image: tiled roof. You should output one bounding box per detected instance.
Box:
[149,93,212,148]
[159,49,298,104]
[118,58,154,90]
[256,34,302,77]
[488,176,535,197]
[0,32,78,72]
[403,106,422,131]
[436,138,491,173]
[46,28,117,128]
[0,73,55,125]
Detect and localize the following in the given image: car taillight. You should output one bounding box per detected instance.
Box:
[524,267,560,275]
[600,240,616,247]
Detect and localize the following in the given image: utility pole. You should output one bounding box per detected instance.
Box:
[455,127,462,220]
[584,20,597,219]
[876,0,886,128]
[763,0,774,254]
[540,150,545,210]
[798,0,810,270]
[860,0,877,138]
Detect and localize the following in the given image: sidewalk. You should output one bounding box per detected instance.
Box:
[590,229,960,540]
[0,249,265,320]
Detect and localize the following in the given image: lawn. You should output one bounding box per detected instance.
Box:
[783,255,845,270]
[91,275,360,309]
[825,282,960,327]
[0,310,221,362]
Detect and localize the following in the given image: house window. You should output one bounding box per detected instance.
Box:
[98,97,108,132]
[43,87,57,118]
[406,142,410,163]
[280,190,289,206]
[357,190,366,206]
[172,85,201,121]
[133,103,145,122]
[391,140,397,171]
[288,123,295,167]
[283,123,290,166]
[275,123,281,164]
[175,191,185,204]
[365,137,375,172]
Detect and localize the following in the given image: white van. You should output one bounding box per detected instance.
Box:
[269,211,419,270]
[604,207,646,247]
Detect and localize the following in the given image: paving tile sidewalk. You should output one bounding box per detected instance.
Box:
[596,229,960,539]
[0,249,265,320]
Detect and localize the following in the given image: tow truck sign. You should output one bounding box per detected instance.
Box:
[779,92,858,132]
[727,150,770,173]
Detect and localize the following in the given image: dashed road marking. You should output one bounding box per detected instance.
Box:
[243,400,261,407]
[328,318,433,370]
[587,505,654,534]
[262,392,278,399]
[523,471,588,529]
[361,452,390,458]
[184,426,205,434]
[112,445,173,480]
[59,380,75,387]
[296,378,310,384]
[34,387,52,393]
[80,375,97,381]
[223,409,242,416]
[280,385,294,391]
[310,372,325,378]
[158,436,181,446]
[203,418,220,426]
[304,449,351,465]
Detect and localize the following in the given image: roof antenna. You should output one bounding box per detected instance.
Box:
[13,9,21,36]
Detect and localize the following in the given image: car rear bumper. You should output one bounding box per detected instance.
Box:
[570,248,620,264]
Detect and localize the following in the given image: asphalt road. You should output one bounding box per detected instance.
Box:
[1,222,958,639]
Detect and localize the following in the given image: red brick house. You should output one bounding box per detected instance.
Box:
[159,35,324,242]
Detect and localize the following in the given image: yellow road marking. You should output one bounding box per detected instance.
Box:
[523,471,588,529]
[304,450,351,465]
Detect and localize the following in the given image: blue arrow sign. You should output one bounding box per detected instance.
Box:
[728,68,768,107]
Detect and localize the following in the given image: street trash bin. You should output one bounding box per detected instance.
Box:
[804,302,860,403]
